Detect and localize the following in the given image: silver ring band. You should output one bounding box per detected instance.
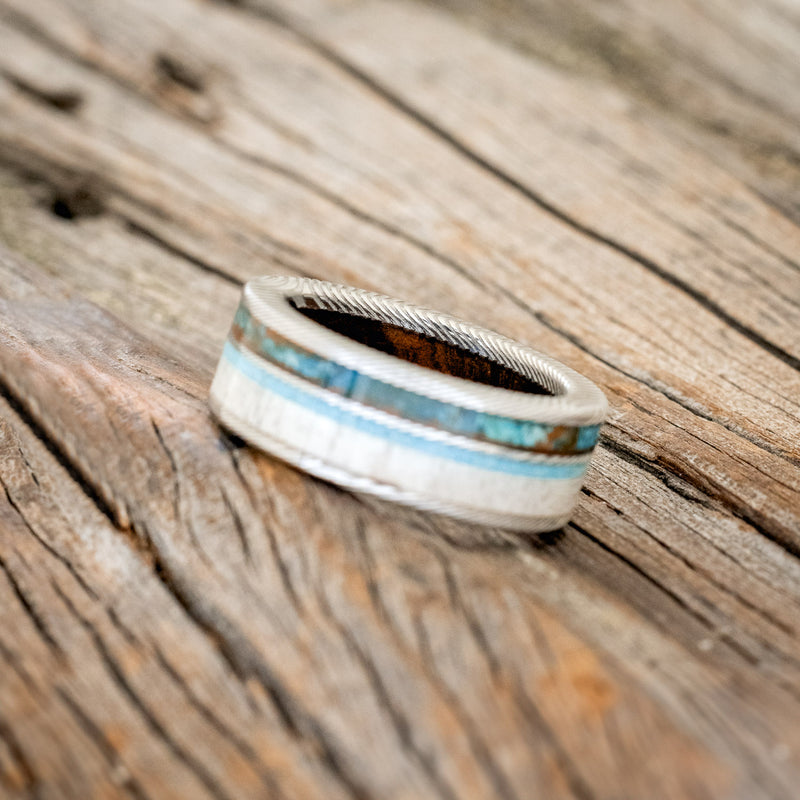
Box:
[210,276,607,532]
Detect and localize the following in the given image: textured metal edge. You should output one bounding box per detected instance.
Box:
[244,275,609,427]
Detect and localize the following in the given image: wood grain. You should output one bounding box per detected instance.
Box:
[0,0,799,797]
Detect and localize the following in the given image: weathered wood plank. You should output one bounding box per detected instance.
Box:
[3,157,800,666]
[0,0,799,796]
[5,0,800,358]
[415,0,800,221]
[2,249,767,799]
[0,397,348,800]
[1,0,799,557]
[1,3,798,538]
[250,0,800,356]
[1,172,799,796]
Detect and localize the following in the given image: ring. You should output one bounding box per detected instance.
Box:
[210,276,607,532]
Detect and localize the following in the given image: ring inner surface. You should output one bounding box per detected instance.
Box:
[290,296,556,396]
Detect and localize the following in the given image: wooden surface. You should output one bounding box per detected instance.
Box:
[0,0,799,797]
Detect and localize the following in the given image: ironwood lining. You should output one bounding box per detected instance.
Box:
[293,304,554,396]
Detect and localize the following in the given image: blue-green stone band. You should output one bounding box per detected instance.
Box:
[231,303,600,456]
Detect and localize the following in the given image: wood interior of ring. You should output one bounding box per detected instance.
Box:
[294,303,555,395]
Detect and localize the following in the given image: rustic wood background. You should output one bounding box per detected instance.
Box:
[1,0,799,798]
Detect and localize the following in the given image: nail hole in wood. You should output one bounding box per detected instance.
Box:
[154,53,207,93]
[49,182,105,220]
[5,73,84,113]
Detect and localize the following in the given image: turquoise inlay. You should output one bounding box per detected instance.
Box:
[223,340,589,480]
[576,424,602,451]
[233,303,601,454]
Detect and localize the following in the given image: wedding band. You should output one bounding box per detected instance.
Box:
[209,276,607,532]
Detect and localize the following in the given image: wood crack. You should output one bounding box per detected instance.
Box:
[331,619,461,800]
[569,522,716,636]
[149,644,286,799]
[1,68,84,113]
[126,221,244,287]
[149,418,214,566]
[311,535,519,800]
[606,478,798,642]
[714,209,800,274]
[600,430,800,560]
[0,139,297,288]
[1,473,100,603]
[652,205,800,315]
[49,578,237,800]
[221,145,484,291]
[509,687,597,800]
[150,418,181,523]
[236,458,306,612]
[136,535,375,800]
[0,547,62,654]
[351,516,388,624]
[218,486,254,567]
[0,638,34,686]
[426,542,501,676]
[0,714,42,800]
[124,213,311,283]
[55,688,153,800]
[0,385,121,541]
[582,484,800,653]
